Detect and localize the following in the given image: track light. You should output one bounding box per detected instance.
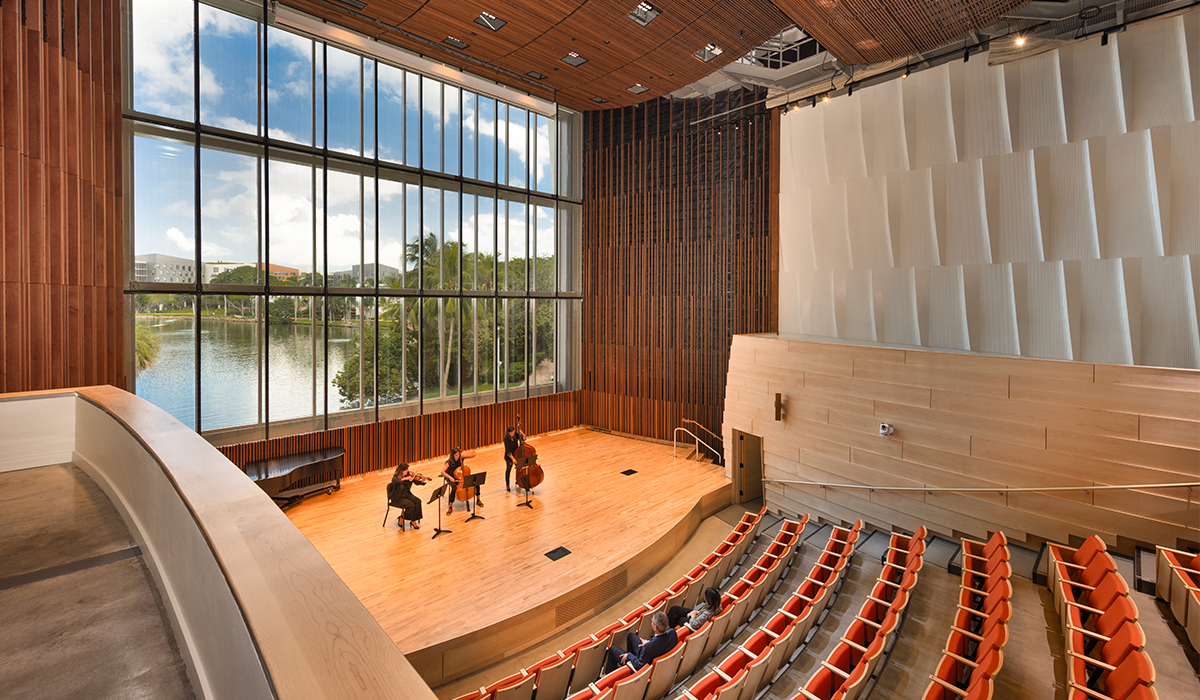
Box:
[964,48,970,63]
[1101,31,1108,46]
[1015,35,1025,47]
[902,65,910,79]
[811,96,817,108]
[822,94,829,103]
[847,83,854,97]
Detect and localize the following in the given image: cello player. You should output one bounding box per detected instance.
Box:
[440,447,483,514]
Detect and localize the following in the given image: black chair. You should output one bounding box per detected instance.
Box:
[383,481,421,530]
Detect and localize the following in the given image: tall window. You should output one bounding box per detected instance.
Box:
[126,0,582,441]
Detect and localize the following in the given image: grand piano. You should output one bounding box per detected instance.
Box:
[243,446,344,510]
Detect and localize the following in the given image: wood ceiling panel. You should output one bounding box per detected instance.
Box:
[771,0,1035,65]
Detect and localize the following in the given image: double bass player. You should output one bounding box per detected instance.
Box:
[503,425,524,491]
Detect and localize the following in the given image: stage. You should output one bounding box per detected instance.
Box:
[284,428,732,686]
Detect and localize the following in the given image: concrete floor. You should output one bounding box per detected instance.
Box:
[0,464,194,700]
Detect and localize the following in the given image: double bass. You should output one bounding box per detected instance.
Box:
[513,414,544,492]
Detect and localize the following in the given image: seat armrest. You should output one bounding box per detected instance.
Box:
[1067,651,1116,671]
[840,637,867,653]
[821,661,850,679]
[928,675,969,696]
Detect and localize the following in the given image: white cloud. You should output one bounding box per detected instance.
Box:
[131,0,195,119]
[165,225,236,260]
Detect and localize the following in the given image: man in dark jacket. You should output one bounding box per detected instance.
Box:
[604,611,678,673]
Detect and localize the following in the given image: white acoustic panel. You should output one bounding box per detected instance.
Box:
[1105,129,1165,258]
[884,267,921,345]
[1120,15,1196,132]
[860,79,910,178]
[1007,49,1069,152]
[1026,260,1074,361]
[791,106,830,190]
[1140,255,1200,368]
[810,182,853,270]
[986,150,1045,263]
[929,265,970,350]
[945,159,992,265]
[1170,120,1200,255]
[1059,34,1127,142]
[975,263,1021,355]
[823,94,868,185]
[1079,257,1134,364]
[845,177,893,270]
[964,52,1013,159]
[780,112,796,194]
[779,190,815,273]
[806,270,838,337]
[887,169,941,268]
[1036,140,1100,261]
[840,268,877,341]
[903,63,959,170]
[779,272,803,335]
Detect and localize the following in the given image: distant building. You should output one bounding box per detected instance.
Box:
[204,262,248,283]
[328,263,401,287]
[134,253,196,284]
[258,262,300,282]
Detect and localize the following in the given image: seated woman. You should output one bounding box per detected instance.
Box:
[668,586,721,631]
[387,463,425,530]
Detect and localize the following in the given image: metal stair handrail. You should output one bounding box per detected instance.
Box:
[673,427,724,466]
[764,478,1200,495]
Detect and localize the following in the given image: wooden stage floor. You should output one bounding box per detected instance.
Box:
[285,428,732,686]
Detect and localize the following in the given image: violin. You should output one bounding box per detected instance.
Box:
[514,414,545,492]
[406,472,432,485]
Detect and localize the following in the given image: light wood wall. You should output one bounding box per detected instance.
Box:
[724,335,1200,553]
[0,0,125,394]
[581,92,777,445]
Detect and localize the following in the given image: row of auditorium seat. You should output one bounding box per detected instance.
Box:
[587,517,809,700]
[452,507,772,700]
[1051,536,1158,700]
[923,531,1010,700]
[1154,545,1200,651]
[797,524,924,700]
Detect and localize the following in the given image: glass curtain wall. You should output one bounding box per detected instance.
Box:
[126,0,581,441]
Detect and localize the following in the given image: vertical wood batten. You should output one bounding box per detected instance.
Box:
[0,0,123,394]
[580,91,777,446]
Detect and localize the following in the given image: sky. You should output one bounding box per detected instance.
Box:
[131,0,557,276]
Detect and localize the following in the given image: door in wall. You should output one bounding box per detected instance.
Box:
[732,430,763,504]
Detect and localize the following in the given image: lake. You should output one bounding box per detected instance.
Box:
[135,316,355,432]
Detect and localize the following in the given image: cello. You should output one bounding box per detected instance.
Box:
[513,414,544,492]
[450,448,479,502]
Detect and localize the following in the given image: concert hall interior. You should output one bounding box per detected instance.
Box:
[1,1,1199,699]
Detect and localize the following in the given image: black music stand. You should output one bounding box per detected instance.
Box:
[515,455,535,510]
[463,471,487,522]
[427,483,452,539]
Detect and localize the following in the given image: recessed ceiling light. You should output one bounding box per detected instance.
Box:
[627,84,650,94]
[443,36,470,50]
[562,52,587,67]
[627,2,661,26]
[475,12,507,31]
[694,44,723,63]
[1015,35,1026,46]
[591,97,608,103]
[526,71,548,80]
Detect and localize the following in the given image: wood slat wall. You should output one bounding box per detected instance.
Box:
[0,0,125,394]
[581,92,778,446]
[724,335,1200,554]
[219,391,580,479]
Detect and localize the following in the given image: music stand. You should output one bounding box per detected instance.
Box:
[463,471,487,522]
[515,455,535,510]
[426,483,452,539]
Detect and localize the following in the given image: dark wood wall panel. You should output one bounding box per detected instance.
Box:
[0,0,125,393]
[218,392,581,479]
[581,91,777,447]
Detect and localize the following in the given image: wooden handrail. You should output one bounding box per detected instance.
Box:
[763,478,1200,494]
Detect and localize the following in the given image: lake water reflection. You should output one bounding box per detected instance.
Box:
[135,316,353,432]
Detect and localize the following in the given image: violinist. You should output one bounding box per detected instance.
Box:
[503,425,524,491]
[440,447,483,514]
[388,463,427,530]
